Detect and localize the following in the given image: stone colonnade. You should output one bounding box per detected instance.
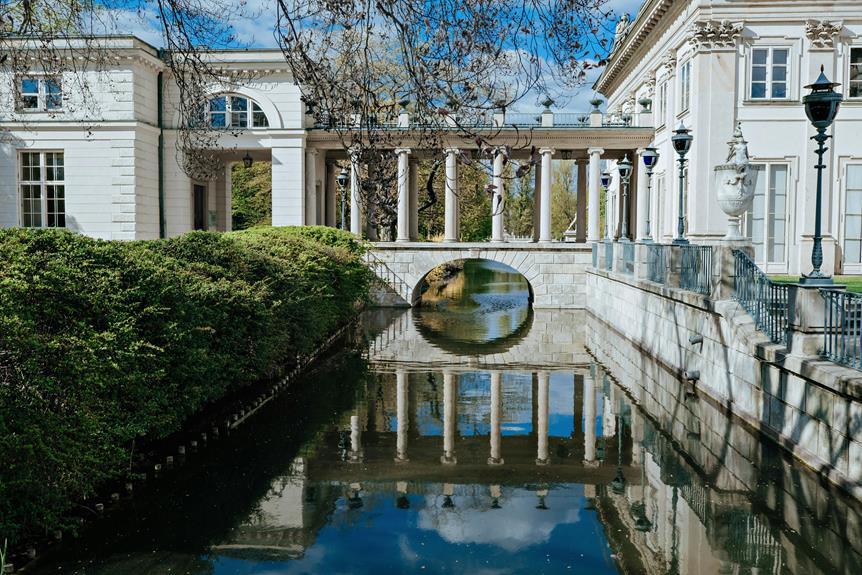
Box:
[347,368,622,467]
[313,146,629,242]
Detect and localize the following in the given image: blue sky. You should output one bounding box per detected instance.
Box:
[116,0,646,111]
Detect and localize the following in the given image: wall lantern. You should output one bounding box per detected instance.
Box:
[242,152,254,169]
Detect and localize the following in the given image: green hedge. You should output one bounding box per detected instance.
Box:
[0,227,369,545]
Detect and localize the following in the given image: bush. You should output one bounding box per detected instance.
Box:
[0,226,370,545]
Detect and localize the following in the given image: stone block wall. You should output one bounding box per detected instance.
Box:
[586,267,862,499]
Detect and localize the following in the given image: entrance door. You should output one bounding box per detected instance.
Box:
[193,183,207,230]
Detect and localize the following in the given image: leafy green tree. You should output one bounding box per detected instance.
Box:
[231,162,272,230]
[551,160,578,239]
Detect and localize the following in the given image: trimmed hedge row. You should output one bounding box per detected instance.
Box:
[0,226,370,545]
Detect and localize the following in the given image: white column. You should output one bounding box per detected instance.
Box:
[271,143,305,226]
[348,414,363,463]
[396,148,411,242]
[305,148,318,225]
[396,370,409,462]
[441,371,457,464]
[325,162,337,227]
[491,151,505,242]
[350,151,362,236]
[536,371,550,465]
[224,162,233,232]
[587,147,604,242]
[539,148,554,242]
[583,374,596,464]
[409,159,419,240]
[488,371,504,465]
[444,149,459,242]
[636,148,649,240]
[532,167,541,242]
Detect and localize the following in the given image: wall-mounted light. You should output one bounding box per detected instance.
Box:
[242,152,254,169]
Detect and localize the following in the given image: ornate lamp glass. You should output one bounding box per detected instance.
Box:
[641,147,659,170]
[671,123,693,244]
[804,67,842,129]
[671,123,693,157]
[336,167,350,189]
[601,172,611,188]
[617,155,632,180]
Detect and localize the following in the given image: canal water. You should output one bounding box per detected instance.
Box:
[31,260,862,574]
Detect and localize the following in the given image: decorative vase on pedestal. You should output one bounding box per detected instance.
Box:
[714,123,758,240]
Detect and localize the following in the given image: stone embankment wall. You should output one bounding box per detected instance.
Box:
[588,323,862,575]
[586,267,862,499]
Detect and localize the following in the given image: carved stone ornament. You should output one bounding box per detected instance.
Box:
[688,20,743,50]
[661,52,677,77]
[714,123,757,240]
[805,20,843,48]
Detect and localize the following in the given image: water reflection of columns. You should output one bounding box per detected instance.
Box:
[583,372,597,465]
[536,371,550,465]
[395,370,409,463]
[348,414,363,463]
[441,371,458,464]
[488,371,504,465]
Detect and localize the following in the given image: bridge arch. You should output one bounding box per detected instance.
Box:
[367,244,591,309]
[411,257,535,307]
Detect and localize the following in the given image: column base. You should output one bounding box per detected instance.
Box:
[535,458,550,466]
[440,454,458,465]
[394,456,410,464]
[487,457,505,466]
[583,459,600,468]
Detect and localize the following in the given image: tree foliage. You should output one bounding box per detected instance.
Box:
[0,226,370,545]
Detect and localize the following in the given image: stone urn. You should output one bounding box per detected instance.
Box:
[714,123,758,240]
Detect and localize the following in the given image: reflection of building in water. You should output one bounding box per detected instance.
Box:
[211,458,338,561]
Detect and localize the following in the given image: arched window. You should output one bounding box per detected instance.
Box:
[208,95,269,129]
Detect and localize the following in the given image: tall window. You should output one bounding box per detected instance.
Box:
[749,48,790,99]
[849,47,862,99]
[18,77,62,111]
[19,151,65,228]
[746,164,789,264]
[678,60,691,113]
[208,95,269,129]
[843,165,862,265]
[657,81,667,127]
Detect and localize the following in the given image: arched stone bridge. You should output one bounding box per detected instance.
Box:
[365,242,593,308]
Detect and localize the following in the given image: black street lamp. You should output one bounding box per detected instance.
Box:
[601,171,612,240]
[641,147,660,242]
[671,123,693,245]
[617,155,633,242]
[801,66,843,285]
[336,166,350,230]
[242,152,254,169]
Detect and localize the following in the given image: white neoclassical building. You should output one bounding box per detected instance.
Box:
[0,36,655,244]
[596,0,862,275]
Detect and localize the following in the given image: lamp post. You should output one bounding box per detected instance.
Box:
[336,166,349,230]
[801,66,843,285]
[641,147,659,242]
[601,171,611,240]
[671,123,693,245]
[617,155,633,242]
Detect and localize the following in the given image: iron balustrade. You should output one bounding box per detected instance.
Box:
[646,243,670,285]
[822,289,862,370]
[678,245,713,295]
[604,240,614,271]
[733,250,789,345]
[621,242,635,275]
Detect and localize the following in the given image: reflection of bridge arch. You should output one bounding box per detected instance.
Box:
[365,243,592,308]
[413,307,534,356]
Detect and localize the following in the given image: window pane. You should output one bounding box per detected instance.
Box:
[847,215,862,239]
[752,49,768,66]
[772,66,787,82]
[210,112,226,128]
[773,49,788,65]
[771,82,787,99]
[848,165,862,189]
[852,48,862,64]
[231,97,248,128]
[46,184,65,228]
[21,183,41,227]
[851,82,862,99]
[20,152,40,181]
[751,83,766,99]
[848,189,862,214]
[210,96,226,112]
[21,78,38,94]
[752,66,767,82]
[45,79,62,110]
[846,240,862,264]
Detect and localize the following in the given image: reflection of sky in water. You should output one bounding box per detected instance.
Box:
[209,484,617,575]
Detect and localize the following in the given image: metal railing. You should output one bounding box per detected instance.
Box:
[733,250,789,345]
[822,289,862,369]
[621,241,635,275]
[554,113,590,126]
[678,245,712,295]
[646,243,670,285]
[604,240,614,271]
[363,250,411,302]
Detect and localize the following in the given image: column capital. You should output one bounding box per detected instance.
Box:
[539,147,555,156]
[636,147,648,155]
[445,147,460,155]
[395,147,412,156]
[587,147,605,156]
[306,147,320,156]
